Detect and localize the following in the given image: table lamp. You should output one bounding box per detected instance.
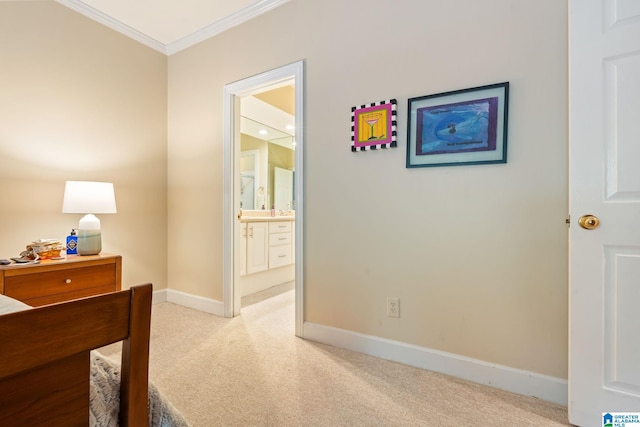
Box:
[62,181,117,255]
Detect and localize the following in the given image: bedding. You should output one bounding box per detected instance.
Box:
[0,294,30,314]
[0,294,190,427]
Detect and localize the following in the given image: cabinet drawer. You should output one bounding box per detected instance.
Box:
[269,222,292,233]
[4,264,116,306]
[269,232,292,246]
[269,244,292,269]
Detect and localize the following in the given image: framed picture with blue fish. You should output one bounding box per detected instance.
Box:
[406,82,509,168]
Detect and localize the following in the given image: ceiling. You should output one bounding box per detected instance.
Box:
[56,0,290,55]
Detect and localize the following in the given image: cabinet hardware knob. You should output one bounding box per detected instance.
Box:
[65,278,72,284]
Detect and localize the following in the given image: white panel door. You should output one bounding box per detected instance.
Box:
[569,0,640,425]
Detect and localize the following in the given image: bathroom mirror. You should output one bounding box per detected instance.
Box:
[240,116,294,210]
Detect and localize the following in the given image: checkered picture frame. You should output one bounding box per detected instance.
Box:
[351,99,397,152]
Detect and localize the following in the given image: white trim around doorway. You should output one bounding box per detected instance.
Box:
[222,60,305,337]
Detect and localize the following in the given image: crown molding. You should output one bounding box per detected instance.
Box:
[167,0,290,55]
[55,0,167,53]
[56,0,290,56]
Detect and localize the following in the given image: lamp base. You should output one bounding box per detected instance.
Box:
[77,213,102,255]
[77,229,102,255]
[78,214,102,255]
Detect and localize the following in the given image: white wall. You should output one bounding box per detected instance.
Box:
[0,2,168,291]
[167,0,568,380]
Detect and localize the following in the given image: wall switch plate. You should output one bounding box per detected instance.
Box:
[387,297,400,318]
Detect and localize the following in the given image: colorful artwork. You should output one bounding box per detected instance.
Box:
[407,82,509,168]
[416,97,498,155]
[351,99,397,152]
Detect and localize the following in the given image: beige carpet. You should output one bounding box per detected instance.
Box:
[100,283,570,426]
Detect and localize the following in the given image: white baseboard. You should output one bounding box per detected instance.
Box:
[155,288,225,316]
[152,289,168,304]
[302,321,568,407]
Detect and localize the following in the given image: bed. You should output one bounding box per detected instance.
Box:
[0,283,189,427]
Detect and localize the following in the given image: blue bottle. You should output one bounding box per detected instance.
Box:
[66,229,78,255]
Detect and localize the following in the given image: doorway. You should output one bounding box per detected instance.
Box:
[223,61,304,337]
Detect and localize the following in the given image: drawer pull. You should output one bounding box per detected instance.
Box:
[279,255,286,258]
[65,279,72,284]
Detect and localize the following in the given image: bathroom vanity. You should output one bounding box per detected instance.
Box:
[239,211,294,297]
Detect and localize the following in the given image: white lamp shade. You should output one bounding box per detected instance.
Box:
[62,181,117,214]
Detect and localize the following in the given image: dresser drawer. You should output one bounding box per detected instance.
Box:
[269,221,292,233]
[4,264,116,306]
[269,244,292,269]
[269,232,292,246]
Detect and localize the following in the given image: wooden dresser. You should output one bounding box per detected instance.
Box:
[0,254,121,307]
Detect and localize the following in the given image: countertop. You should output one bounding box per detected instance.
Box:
[239,216,295,223]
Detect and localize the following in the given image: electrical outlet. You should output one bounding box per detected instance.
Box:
[387,297,400,318]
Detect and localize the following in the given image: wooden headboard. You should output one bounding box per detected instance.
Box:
[0,283,153,427]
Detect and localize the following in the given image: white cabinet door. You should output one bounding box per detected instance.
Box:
[239,223,247,276]
[246,222,268,275]
[569,0,640,424]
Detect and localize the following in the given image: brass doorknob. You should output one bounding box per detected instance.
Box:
[578,214,600,230]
